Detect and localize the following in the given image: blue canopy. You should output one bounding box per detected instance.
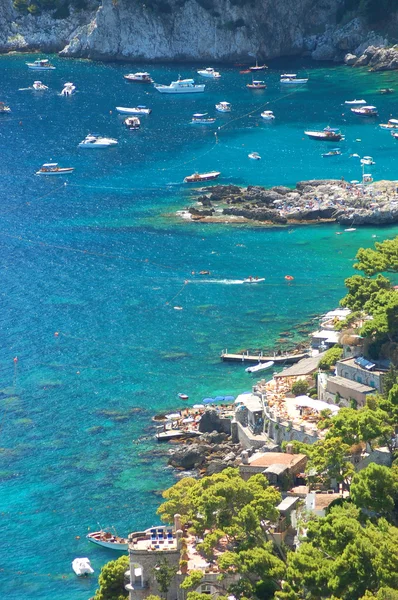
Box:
[214,396,225,402]
[224,395,235,401]
[203,398,215,404]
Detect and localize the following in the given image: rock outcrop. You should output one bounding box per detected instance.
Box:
[345,44,398,71]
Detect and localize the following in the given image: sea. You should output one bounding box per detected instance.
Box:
[1,54,398,599]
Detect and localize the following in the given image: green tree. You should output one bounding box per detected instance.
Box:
[152,557,178,598]
[318,345,343,371]
[354,238,398,277]
[290,380,309,397]
[340,274,391,311]
[93,555,129,600]
[307,436,354,486]
[350,463,398,517]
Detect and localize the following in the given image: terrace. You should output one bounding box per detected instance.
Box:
[129,525,178,552]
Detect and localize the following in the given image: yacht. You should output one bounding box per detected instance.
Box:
[248,152,261,160]
[249,60,268,71]
[304,126,344,141]
[379,118,398,129]
[351,105,378,116]
[183,171,220,183]
[246,80,266,89]
[0,102,11,113]
[191,113,216,124]
[360,156,375,165]
[61,82,76,96]
[124,116,140,130]
[78,134,118,148]
[344,99,366,105]
[215,101,231,113]
[261,110,275,120]
[154,77,205,93]
[280,73,308,84]
[197,67,221,79]
[116,106,152,115]
[26,58,55,70]
[36,163,75,175]
[123,72,153,83]
[33,81,48,91]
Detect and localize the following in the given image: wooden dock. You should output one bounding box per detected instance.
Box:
[220,351,309,364]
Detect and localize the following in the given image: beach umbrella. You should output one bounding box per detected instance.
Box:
[224,395,235,402]
[193,404,205,409]
[203,398,215,404]
[214,396,225,402]
[165,413,181,420]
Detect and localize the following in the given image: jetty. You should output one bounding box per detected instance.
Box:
[220,351,309,364]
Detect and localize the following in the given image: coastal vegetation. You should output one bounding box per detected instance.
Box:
[93,554,129,600]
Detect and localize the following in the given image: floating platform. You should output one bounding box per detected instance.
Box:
[220,351,309,364]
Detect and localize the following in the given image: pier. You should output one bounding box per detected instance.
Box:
[220,351,309,364]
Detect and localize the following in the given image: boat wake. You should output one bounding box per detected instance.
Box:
[191,279,245,284]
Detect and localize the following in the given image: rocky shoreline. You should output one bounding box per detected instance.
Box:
[176,179,398,227]
[345,44,398,72]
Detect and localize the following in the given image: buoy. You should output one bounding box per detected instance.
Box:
[13,357,18,363]
[285,275,294,281]
[54,332,59,337]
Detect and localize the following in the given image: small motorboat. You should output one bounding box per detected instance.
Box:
[322,148,341,157]
[249,61,268,71]
[392,131,398,139]
[360,156,375,165]
[379,118,398,129]
[0,102,11,113]
[247,80,266,89]
[344,228,356,232]
[124,116,140,130]
[61,82,76,96]
[261,110,275,120]
[116,106,152,115]
[154,77,205,94]
[344,99,366,105]
[245,360,274,373]
[26,58,55,70]
[178,393,189,400]
[304,126,344,141]
[197,67,221,78]
[184,171,220,183]
[280,73,308,84]
[78,134,118,148]
[380,88,394,94]
[72,558,94,576]
[36,163,75,175]
[123,72,153,83]
[243,277,265,283]
[240,70,251,74]
[216,101,231,112]
[248,152,261,160]
[87,530,128,550]
[363,174,373,183]
[33,80,48,91]
[351,105,378,117]
[191,113,216,124]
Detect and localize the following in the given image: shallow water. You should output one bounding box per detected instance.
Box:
[1,54,398,599]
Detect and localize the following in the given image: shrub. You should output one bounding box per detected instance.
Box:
[291,380,310,397]
[318,345,343,371]
[93,555,129,600]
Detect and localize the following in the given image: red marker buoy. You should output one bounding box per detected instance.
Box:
[13,357,18,363]
[54,332,59,337]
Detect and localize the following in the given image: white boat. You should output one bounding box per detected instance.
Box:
[183,171,220,183]
[215,101,231,113]
[379,118,398,129]
[61,82,76,96]
[363,174,373,183]
[392,131,398,139]
[322,148,341,157]
[280,73,308,84]
[360,156,375,165]
[351,105,378,116]
[178,393,189,400]
[248,152,261,160]
[344,228,356,232]
[344,99,366,105]
[124,72,153,83]
[261,110,275,120]
[78,134,118,148]
[304,127,344,141]
[197,67,221,79]
[247,80,266,89]
[0,102,11,113]
[124,116,140,130]
[33,80,48,91]
[249,61,268,71]
[87,530,128,550]
[36,163,75,175]
[243,277,265,283]
[154,77,205,94]
[116,105,152,115]
[191,113,216,124]
[26,59,55,70]
[245,360,274,373]
[72,558,94,576]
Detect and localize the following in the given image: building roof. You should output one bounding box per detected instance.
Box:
[321,308,351,320]
[292,395,340,413]
[306,492,341,512]
[274,353,326,378]
[311,330,340,344]
[264,464,288,476]
[337,357,387,375]
[248,452,307,468]
[277,496,300,513]
[326,375,375,394]
[236,393,263,413]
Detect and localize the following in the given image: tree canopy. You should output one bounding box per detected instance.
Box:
[93,555,129,600]
[350,463,398,517]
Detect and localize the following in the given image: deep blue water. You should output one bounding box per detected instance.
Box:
[1,54,398,599]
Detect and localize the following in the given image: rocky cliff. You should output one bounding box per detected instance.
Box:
[0,0,396,63]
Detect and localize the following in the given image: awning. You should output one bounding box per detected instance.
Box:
[292,395,340,413]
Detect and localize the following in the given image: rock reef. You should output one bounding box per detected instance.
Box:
[345,44,398,72]
[177,180,398,227]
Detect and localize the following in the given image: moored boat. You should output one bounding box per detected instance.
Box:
[116,106,152,115]
[245,360,274,373]
[248,152,261,160]
[280,73,308,84]
[78,134,118,148]
[87,530,128,550]
[124,116,140,130]
[322,148,341,157]
[36,163,75,175]
[249,60,268,71]
[197,67,221,78]
[360,156,375,165]
[26,58,55,70]
[154,77,205,94]
[178,393,189,400]
[33,80,48,91]
[183,171,220,183]
[304,126,344,141]
[261,110,275,120]
[0,102,11,113]
[351,105,378,116]
[392,131,398,139]
[344,99,366,105]
[191,113,216,124]
[72,558,94,576]
[380,88,394,94]
[379,118,398,129]
[246,80,266,89]
[215,101,231,112]
[61,82,76,96]
[123,72,153,83]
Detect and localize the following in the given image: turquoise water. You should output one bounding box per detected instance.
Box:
[1,54,398,599]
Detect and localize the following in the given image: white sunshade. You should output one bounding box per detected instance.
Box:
[292,395,340,413]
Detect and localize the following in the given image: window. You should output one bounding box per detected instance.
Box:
[200,584,214,594]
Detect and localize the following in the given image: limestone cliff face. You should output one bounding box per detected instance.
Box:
[0,0,392,63]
